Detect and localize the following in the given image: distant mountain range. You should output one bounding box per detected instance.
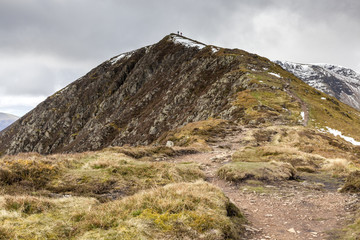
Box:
[0,112,18,131]
[275,60,360,110]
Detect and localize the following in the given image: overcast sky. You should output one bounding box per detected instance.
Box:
[1,0,360,117]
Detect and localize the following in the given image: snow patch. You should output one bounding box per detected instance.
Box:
[321,97,326,100]
[210,46,220,53]
[110,52,133,64]
[300,112,305,121]
[268,72,281,78]
[326,127,360,146]
[171,35,206,49]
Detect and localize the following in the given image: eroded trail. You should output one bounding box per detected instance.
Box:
[285,88,309,126]
[170,127,357,240]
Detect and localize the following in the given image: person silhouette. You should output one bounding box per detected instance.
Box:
[177,31,179,35]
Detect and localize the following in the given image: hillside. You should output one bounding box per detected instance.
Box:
[275,60,360,111]
[0,112,18,131]
[2,34,360,155]
[0,34,360,239]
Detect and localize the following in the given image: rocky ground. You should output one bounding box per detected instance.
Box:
[168,127,359,240]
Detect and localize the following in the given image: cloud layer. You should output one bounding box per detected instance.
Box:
[1,0,359,116]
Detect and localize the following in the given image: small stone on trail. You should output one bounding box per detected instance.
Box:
[165,141,174,147]
[288,228,296,233]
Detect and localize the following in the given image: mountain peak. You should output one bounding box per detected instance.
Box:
[168,33,207,48]
[2,36,360,155]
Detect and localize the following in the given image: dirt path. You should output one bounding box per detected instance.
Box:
[285,88,309,127]
[170,128,357,240]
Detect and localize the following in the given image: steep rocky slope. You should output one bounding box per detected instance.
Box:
[1,34,360,239]
[2,34,360,155]
[275,60,360,110]
[0,112,18,131]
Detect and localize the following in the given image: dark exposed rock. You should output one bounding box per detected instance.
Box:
[3,34,351,155]
[0,34,278,154]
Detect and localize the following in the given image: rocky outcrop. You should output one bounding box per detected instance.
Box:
[0,34,285,154]
[2,34,359,155]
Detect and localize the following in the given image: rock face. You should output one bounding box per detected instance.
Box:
[2,34,360,155]
[275,60,360,110]
[0,112,18,131]
[0,34,279,154]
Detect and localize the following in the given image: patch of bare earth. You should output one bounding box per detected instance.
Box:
[170,127,357,240]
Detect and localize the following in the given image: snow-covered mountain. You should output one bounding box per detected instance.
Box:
[275,60,360,110]
[0,112,18,131]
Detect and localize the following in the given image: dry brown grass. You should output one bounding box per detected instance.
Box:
[321,158,351,177]
[4,195,53,215]
[0,181,247,240]
[340,170,360,193]
[217,161,296,182]
[0,149,204,200]
[232,126,360,175]
[157,119,229,151]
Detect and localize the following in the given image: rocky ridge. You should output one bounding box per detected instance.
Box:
[2,34,360,155]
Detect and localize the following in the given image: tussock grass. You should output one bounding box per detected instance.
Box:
[4,195,53,215]
[341,171,360,193]
[0,156,59,187]
[0,182,247,240]
[0,149,204,200]
[232,126,360,175]
[232,145,324,171]
[322,158,351,177]
[103,146,177,160]
[0,196,98,239]
[217,161,296,182]
[79,181,246,239]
